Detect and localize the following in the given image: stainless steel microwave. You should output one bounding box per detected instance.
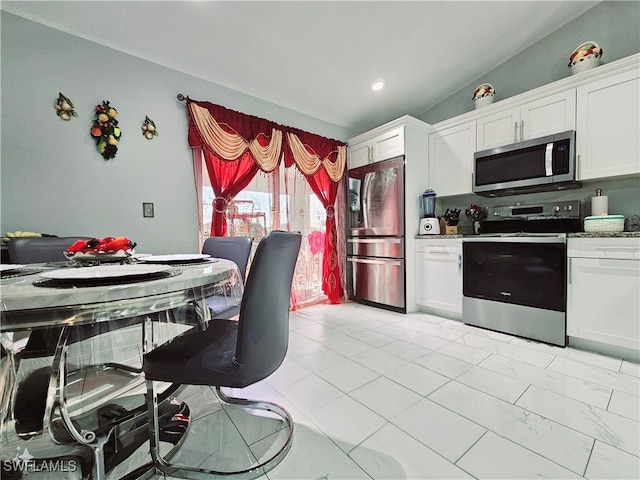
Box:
[473,130,581,197]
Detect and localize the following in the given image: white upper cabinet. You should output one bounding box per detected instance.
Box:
[476,90,576,151]
[348,142,371,170]
[475,107,520,151]
[576,68,640,180]
[520,90,576,139]
[348,126,404,168]
[428,121,476,196]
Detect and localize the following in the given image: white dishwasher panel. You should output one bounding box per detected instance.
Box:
[567,237,640,353]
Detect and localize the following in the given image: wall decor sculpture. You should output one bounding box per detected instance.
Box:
[141,116,158,140]
[90,100,121,160]
[54,92,77,121]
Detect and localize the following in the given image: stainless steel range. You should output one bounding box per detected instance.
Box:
[462,200,581,346]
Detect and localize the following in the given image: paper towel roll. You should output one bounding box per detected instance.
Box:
[591,195,608,216]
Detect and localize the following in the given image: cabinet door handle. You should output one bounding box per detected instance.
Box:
[568,259,572,284]
[458,254,462,270]
[514,122,518,143]
[520,120,525,141]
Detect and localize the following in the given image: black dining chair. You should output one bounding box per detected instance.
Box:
[7,236,92,264]
[143,230,301,479]
[201,235,252,319]
[8,236,141,361]
[7,236,93,358]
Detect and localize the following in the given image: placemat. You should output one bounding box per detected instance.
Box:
[32,268,182,289]
[1,268,43,279]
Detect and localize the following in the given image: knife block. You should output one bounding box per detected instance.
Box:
[440,218,458,235]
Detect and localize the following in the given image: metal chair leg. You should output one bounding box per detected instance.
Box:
[145,382,294,480]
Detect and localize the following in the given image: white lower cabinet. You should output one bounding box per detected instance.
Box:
[415,239,462,318]
[567,238,640,352]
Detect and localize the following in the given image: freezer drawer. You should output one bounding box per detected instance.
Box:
[347,256,405,310]
[347,237,404,258]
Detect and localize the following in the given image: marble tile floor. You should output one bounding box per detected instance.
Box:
[137,302,640,480]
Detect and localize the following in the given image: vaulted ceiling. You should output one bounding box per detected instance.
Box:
[2,1,599,133]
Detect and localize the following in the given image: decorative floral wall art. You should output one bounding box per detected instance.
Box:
[91,100,121,160]
[54,92,77,121]
[141,116,158,140]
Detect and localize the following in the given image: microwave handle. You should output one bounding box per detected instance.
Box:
[577,154,581,179]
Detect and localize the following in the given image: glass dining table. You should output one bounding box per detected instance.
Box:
[0,257,242,480]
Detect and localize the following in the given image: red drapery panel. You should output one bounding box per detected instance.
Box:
[203,149,258,237]
[303,167,343,304]
[186,98,346,304]
[283,129,345,304]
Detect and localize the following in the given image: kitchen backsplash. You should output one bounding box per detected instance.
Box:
[437,176,640,230]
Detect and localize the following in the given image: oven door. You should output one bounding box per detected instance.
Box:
[463,236,566,311]
[462,235,567,346]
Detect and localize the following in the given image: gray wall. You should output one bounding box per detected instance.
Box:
[0,12,353,254]
[419,1,640,124]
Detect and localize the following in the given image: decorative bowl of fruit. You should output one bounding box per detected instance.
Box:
[472,83,495,109]
[64,237,137,265]
[568,41,603,75]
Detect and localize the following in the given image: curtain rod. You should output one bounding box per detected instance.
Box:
[177,93,186,102]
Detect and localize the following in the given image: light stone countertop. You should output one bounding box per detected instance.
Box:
[416,232,640,239]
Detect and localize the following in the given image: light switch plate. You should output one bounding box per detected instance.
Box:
[143,202,154,218]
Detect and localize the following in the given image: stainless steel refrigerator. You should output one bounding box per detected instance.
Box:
[346,156,405,312]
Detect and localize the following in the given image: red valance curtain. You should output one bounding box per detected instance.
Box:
[186,98,347,304]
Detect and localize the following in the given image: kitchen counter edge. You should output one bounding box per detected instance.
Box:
[415,232,640,239]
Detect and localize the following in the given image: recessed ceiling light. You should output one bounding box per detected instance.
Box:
[370,80,384,91]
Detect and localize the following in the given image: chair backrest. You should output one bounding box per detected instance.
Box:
[234,231,301,385]
[7,236,92,263]
[202,236,253,283]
